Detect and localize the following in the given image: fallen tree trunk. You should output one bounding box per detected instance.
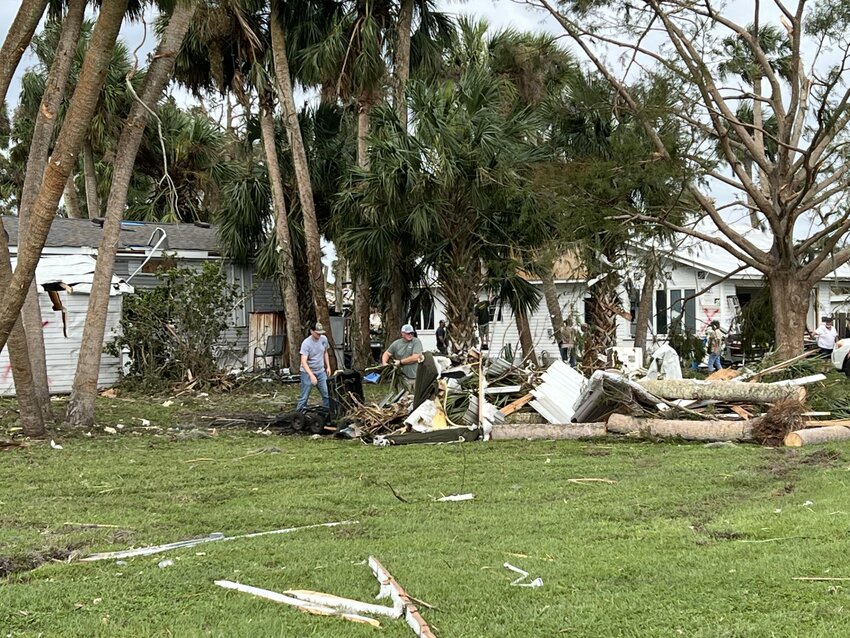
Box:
[784,426,850,447]
[637,379,805,403]
[490,422,606,441]
[607,413,753,441]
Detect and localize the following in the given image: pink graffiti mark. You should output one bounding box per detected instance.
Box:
[701,307,720,333]
[1,363,11,384]
[42,320,49,327]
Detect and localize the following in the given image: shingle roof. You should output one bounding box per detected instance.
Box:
[1,216,220,254]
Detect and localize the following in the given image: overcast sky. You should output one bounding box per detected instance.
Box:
[0,0,552,113]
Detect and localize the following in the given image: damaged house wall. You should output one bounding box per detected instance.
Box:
[0,217,267,394]
[0,255,128,396]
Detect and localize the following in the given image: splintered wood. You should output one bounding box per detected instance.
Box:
[369,556,437,638]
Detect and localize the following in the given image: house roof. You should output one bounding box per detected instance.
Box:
[1,216,220,254]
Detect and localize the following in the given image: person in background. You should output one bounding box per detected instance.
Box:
[476,299,491,349]
[705,320,726,372]
[296,322,331,411]
[435,319,448,355]
[810,317,838,358]
[382,324,424,391]
[559,318,577,367]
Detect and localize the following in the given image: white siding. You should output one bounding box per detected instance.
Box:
[425,283,585,364]
[0,292,124,396]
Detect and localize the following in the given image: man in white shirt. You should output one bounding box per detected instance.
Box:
[811,317,838,358]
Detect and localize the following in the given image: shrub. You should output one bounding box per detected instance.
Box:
[106,262,243,385]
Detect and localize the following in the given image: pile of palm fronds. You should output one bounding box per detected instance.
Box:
[348,398,412,435]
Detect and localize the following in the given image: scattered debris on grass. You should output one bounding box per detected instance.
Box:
[215,556,437,635]
[436,493,475,502]
[81,520,358,562]
[215,580,383,627]
[503,562,544,588]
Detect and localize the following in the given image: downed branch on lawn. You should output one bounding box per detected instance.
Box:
[215,557,437,634]
[369,555,437,638]
[750,398,806,446]
[80,520,358,562]
[215,580,382,627]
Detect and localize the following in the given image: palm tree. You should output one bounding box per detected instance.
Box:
[13,0,88,426]
[0,0,50,109]
[66,0,199,427]
[173,0,308,370]
[269,0,336,368]
[301,0,394,369]
[337,20,550,350]
[0,0,131,354]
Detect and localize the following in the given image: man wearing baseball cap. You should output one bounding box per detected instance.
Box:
[296,321,331,411]
[382,323,424,390]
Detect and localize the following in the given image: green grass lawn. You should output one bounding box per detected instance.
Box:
[3,386,850,636]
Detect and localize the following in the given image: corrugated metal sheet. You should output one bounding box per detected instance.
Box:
[529,361,587,424]
[0,292,124,396]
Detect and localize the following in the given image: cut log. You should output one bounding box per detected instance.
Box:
[784,426,850,447]
[637,379,805,403]
[490,422,606,441]
[498,393,534,417]
[607,413,753,441]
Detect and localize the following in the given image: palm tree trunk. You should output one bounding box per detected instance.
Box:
[384,260,404,349]
[269,4,336,369]
[582,277,619,371]
[16,0,87,424]
[0,0,129,354]
[66,0,197,427]
[538,253,563,344]
[82,140,100,217]
[393,0,413,130]
[353,270,371,369]
[0,0,49,106]
[351,105,373,370]
[64,175,83,218]
[0,219,44,437]
[633,270,655,358]
[258,103,303,372]
[515,305,538,366]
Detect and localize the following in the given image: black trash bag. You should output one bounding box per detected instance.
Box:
[328,369,364,422]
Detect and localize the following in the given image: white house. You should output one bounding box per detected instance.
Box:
[410,227,850,364]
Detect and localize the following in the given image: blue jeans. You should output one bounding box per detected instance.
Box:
[707,353,722,371]
[297,369,329,411]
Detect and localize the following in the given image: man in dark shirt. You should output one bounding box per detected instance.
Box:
[435,320,448,355]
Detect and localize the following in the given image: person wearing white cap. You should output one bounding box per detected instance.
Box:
[296,321,331,411]
[382,323,424,390]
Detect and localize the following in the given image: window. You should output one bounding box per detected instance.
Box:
[655,288,695,334]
